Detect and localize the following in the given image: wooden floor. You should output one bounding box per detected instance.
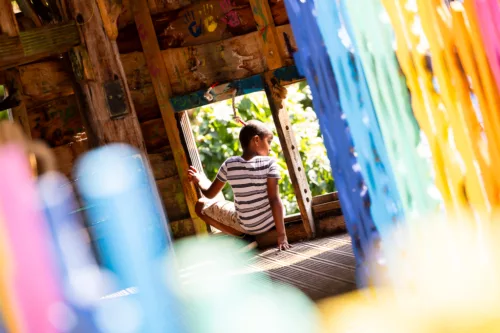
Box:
[102,232,357,303]
[247,233,356,301]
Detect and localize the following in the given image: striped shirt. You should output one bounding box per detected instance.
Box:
[216,156,281,235]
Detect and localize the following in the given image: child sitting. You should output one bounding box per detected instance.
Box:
[188,120,291,250]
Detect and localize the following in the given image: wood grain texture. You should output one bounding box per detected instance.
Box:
[149,148,177,180]
[140,118,169,151]
[96,0,123,40]
[130,84,162,122]
[16,0,43,28]
[0,0,19,36]
[165,32,265,94]
[28,94,85,147]
[119,0,191,29]
[131,0,207,233]
[65,0,147,151]
[255,215,346,249]
[263,71,315,238]
[16,26,296,111]
[116,0,290,53]
[19,60,74,107]
[4,69,31,139]
[0,4,31,140]
[156,175,190,221]
[0,23,80,71]
[249,0,285,70]
[312,201,342,215]
[121,25,296,96]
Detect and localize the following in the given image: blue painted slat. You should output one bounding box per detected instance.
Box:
[314,0,405,236]
[284,0,380,287]
[75,144,184,333]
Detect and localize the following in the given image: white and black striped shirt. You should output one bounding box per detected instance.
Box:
[216,156,281,235]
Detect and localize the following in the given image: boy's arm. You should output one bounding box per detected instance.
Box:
[267,177,291,250]
[188,166,225,199]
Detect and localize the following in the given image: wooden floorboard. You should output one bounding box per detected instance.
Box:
[247,232,356,301]
[101,233,357,303]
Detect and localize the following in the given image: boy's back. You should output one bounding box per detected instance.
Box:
[189,119,290,250]
[217,156,280,235]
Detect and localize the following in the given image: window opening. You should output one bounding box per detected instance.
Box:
[186,81,334,215]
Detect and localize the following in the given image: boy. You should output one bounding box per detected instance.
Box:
[187,120,291,250]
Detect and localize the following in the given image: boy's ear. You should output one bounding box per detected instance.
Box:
[253,134,260,144]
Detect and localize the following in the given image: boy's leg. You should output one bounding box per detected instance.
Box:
[195,200,244,237]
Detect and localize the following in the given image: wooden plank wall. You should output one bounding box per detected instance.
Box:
[7,0,344,240]
[14,58,88,179]
[114,0,297,238]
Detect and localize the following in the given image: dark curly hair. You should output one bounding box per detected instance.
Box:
[239,120,273,151]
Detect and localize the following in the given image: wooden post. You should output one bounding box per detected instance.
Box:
[249,0,315,237]
[130,0,208,234]
[263,72,315,238]
[16,0,43,27]
[0,0,31,139]
[0,0,19,36]
[63,0,147,150]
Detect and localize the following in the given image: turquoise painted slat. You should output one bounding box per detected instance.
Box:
[342,0,441,217]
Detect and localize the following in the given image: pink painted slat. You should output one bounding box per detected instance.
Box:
[475,0,500,93]
[0,145,63,333]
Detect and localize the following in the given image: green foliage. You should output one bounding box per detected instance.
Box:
[190,83,335,215]
[0,86,8,121]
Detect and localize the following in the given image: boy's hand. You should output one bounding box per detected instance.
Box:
[277,234,291,251]
[187,166,202,184]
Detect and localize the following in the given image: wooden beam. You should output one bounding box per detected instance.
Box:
[312,192,339,205]
[249,0,286,71]
[63,0,146,149]
[131,0,207,234]
[263,72,316,238]
[117,0,289,31]
[0,0,19,36]
[0,0,31,139]
[16,0,43,27]
[170,65,303,112]
[96,0,123,40]
[247,0,315,238]
[121,25,297,96]
[0,22,80,71]
[14,27,297,107]
[312,201,342,215]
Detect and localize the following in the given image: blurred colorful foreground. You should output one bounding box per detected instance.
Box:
[0,141,500,332]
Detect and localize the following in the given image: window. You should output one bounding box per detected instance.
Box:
[180,81,334,216]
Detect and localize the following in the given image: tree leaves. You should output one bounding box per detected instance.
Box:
[190,83,335,214]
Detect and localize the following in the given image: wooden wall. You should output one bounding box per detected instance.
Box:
[115,0,297,237]
[16,58,89,179]
[5,0,345,241]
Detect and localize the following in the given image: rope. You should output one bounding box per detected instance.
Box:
[204,84,247,126]
[231,89,246,126]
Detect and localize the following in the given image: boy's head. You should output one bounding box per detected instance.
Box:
[239,120,274,156]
